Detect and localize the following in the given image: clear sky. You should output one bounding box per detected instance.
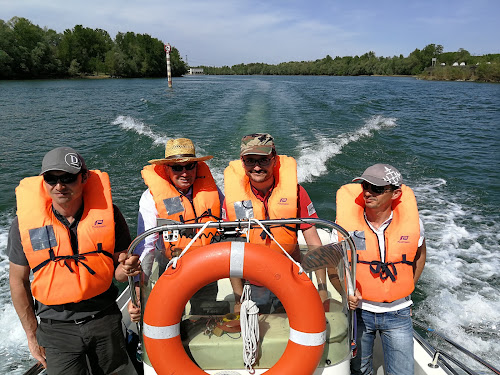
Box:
[1,0,499,67]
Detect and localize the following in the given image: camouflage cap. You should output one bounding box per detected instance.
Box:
[240,133,275,156]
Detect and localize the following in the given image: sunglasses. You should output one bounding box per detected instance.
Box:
[170,162,197,172]
[242,157,273,167]
[361,181,392,194]
[43,173,80,186]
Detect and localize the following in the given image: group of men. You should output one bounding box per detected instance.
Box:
[8,133,426,375]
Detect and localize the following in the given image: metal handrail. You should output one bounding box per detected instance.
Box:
[127,218,356,303]
[414,321,500,375]
[126,217,357,345]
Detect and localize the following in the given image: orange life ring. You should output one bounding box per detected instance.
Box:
[143,241,326,375]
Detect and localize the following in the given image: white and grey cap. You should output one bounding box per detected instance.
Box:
[40,147,86,175]
[352,164,402,187]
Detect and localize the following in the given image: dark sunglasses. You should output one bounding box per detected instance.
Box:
[242,157,273,167]
[43,173,80,186]
[170,162,197,172]
[361,181,391,194]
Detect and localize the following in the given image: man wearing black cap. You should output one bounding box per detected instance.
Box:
[8,147,140,374]
[335,164,426,375]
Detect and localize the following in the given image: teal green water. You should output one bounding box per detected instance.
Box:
[0,76,499,373]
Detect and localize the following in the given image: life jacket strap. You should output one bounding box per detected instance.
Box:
[32,243,113,275]
[359,254,414,282]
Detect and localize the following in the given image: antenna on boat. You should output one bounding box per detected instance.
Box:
[165,43,172,88]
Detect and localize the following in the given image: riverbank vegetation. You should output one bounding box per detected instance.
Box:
[200,45,499,82]
[1,17,498,82]
[0,17,188,79]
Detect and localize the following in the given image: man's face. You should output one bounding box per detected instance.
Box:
[241,154,276,184]
[166,162,197,193]
[43,170,85,207]
[361,181,401,211]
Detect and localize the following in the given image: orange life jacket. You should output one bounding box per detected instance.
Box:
[16,171,116,306]
[141,161,220,258]
[336,183,420,302]
[224,155,298,253]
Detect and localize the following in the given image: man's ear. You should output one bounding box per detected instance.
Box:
[391,188,402,201]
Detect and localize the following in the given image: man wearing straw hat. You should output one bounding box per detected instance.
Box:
[128,138,223,321]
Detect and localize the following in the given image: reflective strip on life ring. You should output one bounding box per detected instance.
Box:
[143,241,326,375]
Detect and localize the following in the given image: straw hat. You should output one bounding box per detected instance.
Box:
[148,138,213,164]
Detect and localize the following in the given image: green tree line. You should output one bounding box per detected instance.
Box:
[199,44,499,82]
[0,17,188,79]
[1,17,498,82]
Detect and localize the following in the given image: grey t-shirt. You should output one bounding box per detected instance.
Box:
[7,204,131,320]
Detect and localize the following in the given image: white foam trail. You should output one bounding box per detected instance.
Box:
[111,116,215,166]
[413,178,500,368]
[112,115,170,145]
[0,304,31,374]
[210,167,225,191]
[0,213,31,374]
[296,115,397,183]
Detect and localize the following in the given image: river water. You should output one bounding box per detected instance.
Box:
[0,75,499,373]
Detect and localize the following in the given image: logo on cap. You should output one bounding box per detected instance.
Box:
[383,166,402,185]
[65,153,81,169]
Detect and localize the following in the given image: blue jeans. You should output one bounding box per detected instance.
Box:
[249,284,284,314]
[351,306,414,375]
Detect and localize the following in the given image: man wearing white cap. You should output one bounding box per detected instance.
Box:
[8,147,140,374]
[336,164,426,375]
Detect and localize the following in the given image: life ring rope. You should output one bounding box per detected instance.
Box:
[166,218,304,276]
[166,220,215,269]
[245,218,304,274]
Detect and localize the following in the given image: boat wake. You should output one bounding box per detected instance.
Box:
[0,213,32,374]
[413,177,500,369]
[296,115,397,183]
[112,115,170,145]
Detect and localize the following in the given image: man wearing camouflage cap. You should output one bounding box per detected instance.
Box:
[335,164,426,375]
[223,133,327,313]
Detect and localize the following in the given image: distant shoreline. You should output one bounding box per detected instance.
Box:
[5,73,495,84]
